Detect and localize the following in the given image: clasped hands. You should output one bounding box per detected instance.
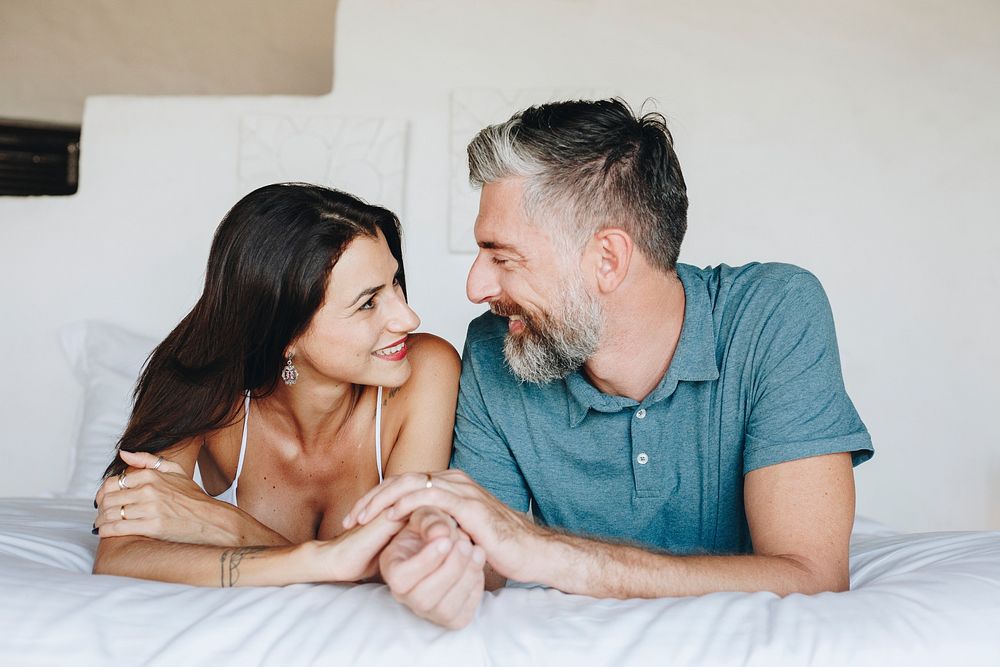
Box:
[333,468,541,630]
[95,453,531,629]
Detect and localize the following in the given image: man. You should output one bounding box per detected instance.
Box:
[353,98,873,621]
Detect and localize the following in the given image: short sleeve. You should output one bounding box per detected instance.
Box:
[450,339,531,512]
[743,272,874,474]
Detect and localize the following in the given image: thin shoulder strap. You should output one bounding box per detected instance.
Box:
[375,386,384,484]
[233,393,251,488]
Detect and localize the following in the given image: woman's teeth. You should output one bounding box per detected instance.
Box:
[375,341,405,357]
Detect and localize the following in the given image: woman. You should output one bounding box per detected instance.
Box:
[92,183,471,594]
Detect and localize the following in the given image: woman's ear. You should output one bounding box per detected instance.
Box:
[587,228,633,294]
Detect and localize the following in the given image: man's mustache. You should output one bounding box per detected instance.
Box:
[489,300,524,318]
[489,300,540,330]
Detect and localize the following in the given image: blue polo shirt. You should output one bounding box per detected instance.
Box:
[451,262,873,555]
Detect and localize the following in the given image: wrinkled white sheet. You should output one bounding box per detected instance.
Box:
[0,498,998,666]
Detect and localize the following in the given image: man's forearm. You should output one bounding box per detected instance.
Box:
[525,529,847,598]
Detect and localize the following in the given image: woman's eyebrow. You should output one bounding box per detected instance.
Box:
[350,259,400,305]
[350,284,384,305]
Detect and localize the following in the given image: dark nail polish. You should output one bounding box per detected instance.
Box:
[91,526,99,535]
[93,499,98,509]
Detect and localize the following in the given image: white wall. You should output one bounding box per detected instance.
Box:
[0,0,997,532]
[0,0,336,124]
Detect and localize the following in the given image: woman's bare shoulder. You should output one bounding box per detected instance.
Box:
[380,333,460,473]
[405,332,460,374]
[383,333,460,406]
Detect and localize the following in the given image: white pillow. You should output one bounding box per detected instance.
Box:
[59,321,158,498]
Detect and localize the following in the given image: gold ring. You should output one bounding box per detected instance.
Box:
[120,505,127,520]
[425,474,433,489]
[117,472,129,490]
[151,456,165,471]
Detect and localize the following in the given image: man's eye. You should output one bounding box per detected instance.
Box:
[491,257,510,266]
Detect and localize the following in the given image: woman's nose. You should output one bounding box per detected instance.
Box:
[389,293,421,332]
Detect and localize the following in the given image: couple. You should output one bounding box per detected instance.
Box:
[93,99,873,629]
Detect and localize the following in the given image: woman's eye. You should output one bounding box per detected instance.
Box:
[360,296,377,311]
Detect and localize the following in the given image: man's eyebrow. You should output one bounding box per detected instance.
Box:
[479,241,519,252]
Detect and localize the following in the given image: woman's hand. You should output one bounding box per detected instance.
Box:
[308,509,411,583]
[94,450,275,546]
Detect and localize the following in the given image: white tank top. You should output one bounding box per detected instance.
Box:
[193,387,385,507]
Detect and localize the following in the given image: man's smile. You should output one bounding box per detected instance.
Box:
[489,301,530,334]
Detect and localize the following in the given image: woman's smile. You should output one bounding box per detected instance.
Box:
[373,336,409,361]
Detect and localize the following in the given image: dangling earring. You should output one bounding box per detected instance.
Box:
[282,354,298,385]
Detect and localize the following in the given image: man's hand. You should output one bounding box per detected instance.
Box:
[345,471,538,583]
[379,506,486,630]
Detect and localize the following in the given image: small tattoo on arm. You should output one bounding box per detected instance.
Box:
[219,546,266,587]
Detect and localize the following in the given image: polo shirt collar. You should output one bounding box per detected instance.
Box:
[565,264,720,426]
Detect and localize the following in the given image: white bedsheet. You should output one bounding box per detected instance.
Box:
[1,498,998,666]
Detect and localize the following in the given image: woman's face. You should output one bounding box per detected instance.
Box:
[291,231,421,389]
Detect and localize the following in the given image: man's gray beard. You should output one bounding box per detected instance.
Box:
[502,280,603,384]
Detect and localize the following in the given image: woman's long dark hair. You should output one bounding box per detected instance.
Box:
[103,183,406,479]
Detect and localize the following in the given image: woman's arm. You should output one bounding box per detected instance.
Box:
[382,333,461,476]
[372,333,487,628]
[93,436,293,580]
[93,509,410,586]
[95,450,290,547]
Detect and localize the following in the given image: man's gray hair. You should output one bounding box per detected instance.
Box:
[468,98,689,273]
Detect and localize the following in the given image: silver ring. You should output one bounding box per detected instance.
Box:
[117,472,129,490]
[120,505,127,520]
[425,474,433,489]
[151,456,165,471]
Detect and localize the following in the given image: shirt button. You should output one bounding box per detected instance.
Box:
[636,408,647,419]
[637,453,649,465]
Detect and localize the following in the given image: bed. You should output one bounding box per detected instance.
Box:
[1,496,998,666]
[2,322,997,665]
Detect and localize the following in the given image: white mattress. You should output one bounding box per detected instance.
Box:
[1,498,998,666]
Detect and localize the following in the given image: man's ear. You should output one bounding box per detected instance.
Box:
[586,228,633,294]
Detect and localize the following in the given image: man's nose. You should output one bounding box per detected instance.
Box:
[466,253,500,304]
